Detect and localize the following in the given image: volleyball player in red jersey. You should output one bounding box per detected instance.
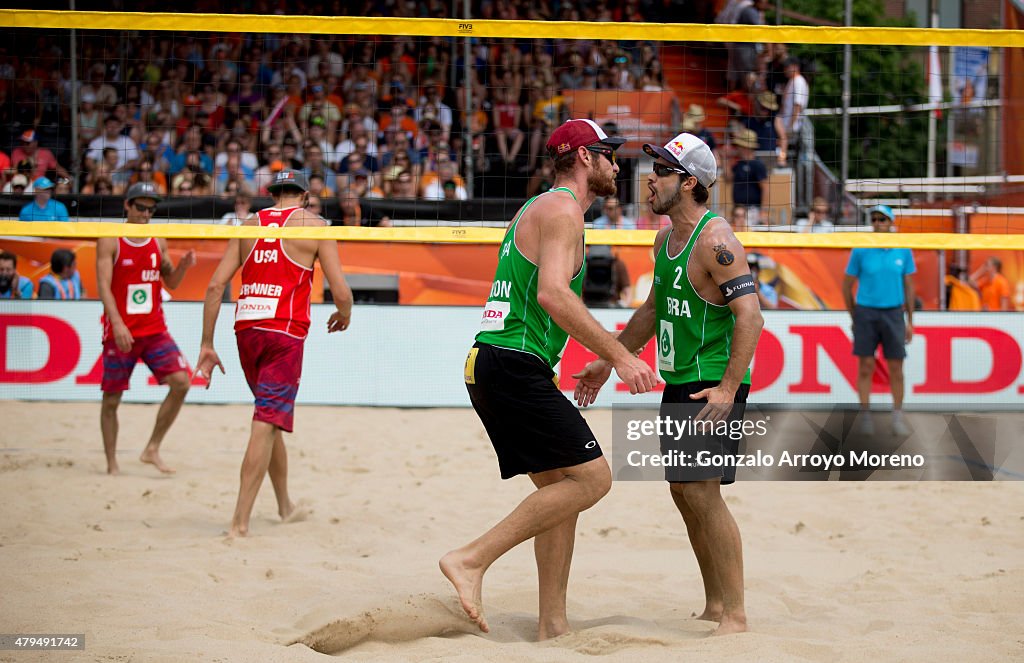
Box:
[196,170,353,537]
[96,182,196,475]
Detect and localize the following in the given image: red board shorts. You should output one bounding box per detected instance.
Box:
[102,331,188,393]
[236,327,305,433]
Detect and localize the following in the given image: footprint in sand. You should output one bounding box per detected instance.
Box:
[289,594,476,654]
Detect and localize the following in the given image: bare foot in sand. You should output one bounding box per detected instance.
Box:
[139,446,175,474]
[439,550,488,633]
[106,461,120,475]
[713,614,747,635]
[227,523,248,538]
[692,603,724,622]
[538,618,570,640]
[279,501,311,524]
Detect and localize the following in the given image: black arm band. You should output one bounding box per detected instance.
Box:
[719,274,757,302]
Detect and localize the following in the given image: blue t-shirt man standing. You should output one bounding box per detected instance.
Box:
[843,205,916,436]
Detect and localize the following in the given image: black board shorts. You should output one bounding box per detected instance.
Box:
[852,305,907,360]
[659,381,751,485]
[465,342,603,479]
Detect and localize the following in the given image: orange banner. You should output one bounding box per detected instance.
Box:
[561,90,680,157]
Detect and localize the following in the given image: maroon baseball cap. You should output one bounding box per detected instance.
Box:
[546,119,626,158]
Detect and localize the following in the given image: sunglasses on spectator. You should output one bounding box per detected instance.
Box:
[652,162,691,178]
[586,146,616,165]
[133,202,157,214]
[871,215,891,223]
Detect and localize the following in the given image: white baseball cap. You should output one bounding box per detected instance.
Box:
[643,132,718,189]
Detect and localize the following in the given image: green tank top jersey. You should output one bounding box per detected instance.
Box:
[654,211,751,385]
[475,187,586,368]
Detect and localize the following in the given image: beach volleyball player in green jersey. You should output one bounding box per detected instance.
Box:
[441,119,658,639]
[574,133,764,635]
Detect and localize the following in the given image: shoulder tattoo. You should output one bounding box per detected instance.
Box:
[713,243,735,266]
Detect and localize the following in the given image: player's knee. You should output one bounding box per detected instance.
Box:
[101,392,122,412]
[678,481,718,514]
[166,372,190,395]
[583,463,612,507]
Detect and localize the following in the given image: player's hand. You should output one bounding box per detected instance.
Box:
[327,310,350,333]
[572,358,612,407]
[179,249,196,270]
[113,321,134,353]
[691,384,736,423]
[195,346,225,389]
[612,355,659,395]
[905,322,913,344]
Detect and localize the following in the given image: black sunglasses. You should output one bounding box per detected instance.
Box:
[870,216,891,223]
[586,146,616,165]
[652,162,690,178]
[133,202,157,214]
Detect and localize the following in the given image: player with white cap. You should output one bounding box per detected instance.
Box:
[574,132,764,635]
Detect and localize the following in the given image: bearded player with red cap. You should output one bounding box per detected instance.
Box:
[441,119,658,639]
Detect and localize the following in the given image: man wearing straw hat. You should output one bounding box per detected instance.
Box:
[726,129,768,226]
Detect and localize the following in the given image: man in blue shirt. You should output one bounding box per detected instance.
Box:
[843,205,915,436]
[19,177,70,222]
[0,251,34,299]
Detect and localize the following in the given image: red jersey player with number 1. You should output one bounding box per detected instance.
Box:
[96,182,196,475]
[196,170,354,537]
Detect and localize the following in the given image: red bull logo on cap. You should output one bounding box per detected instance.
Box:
[557,142,572,154]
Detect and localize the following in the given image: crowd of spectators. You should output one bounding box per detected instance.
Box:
[0,0,692,224]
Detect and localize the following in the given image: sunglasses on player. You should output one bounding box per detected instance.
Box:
[132,202,157,214]
[586,146,616,165]
[652,162,691,179]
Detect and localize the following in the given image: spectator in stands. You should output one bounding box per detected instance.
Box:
[141,132,175,175]
[302,143,339,190]
[385,168,418,200]
[254,149,285,195]
[215,138,259,173]
[349,170,383,199]
[128,158,168,196]
[593,196,637,230]
[380,103,419,144]
[3,173,29,195]
[81,63,118,111]
[19,177,69,222]
[725,129,768,226]
[421,160,468,201]
[493,86,525,166]
[334,188,392,227]
[684,105,717,154]
[527,81,565,172]
[100,147,132,194]
[415,84,453,141]
[747,252,778,309]
[945,264,981,311]
[843,204,915,436]
[12,130,69,181]
[797,196,835,232]
[0,250,34,300]
[299,80,341,141]
[639,59,666,91]
[37,248,84,300]
[77,91,102,150]
[305,193,325,219]
[215,152,256,195]
[971,257,1011,311]
[730,205,748,230]
[308,173,335,199]
[87,115,140,171]
[716,74,757,120]
[741,90,779,153]
[220,191,253,226]
[777,57,810,168]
